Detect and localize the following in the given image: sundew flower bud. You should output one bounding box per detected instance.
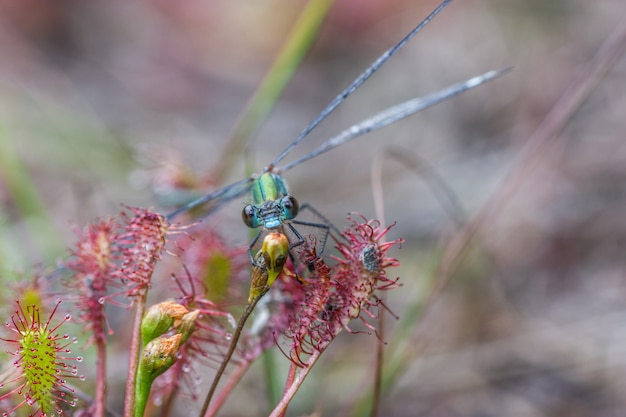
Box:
[135,334,184,417]
[141,301,189,346]
[178,310,200,344]
[139,334,183,381]
[0,300,84,417]
[146,270,236,405]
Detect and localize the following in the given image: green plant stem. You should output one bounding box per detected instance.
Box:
[199,286,270,417]
[261,349,282,409]
[134,358,151,417]
[124,292,148,417]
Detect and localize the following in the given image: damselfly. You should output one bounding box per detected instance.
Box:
[167,0,508,267]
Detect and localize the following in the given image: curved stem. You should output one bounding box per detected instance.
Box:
[199,286,269,417]
[268,350,323,417]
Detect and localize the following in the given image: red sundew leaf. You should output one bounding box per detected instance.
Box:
[281,215,403,365]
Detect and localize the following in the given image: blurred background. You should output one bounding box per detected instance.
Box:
[1,0,625,416]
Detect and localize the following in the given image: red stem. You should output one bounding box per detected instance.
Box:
[269,350,323,417]
[277,362,299,417]
[94,338,107,417]
[206,359,253,417]
[370,296,385,417]
[123,292,147,417]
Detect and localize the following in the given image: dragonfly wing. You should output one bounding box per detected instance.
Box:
[268,0,452,170]
[166,177,254,221]
[278,67,511,173]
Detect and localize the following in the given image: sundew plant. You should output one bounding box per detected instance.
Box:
[0,1,499,416]
[1,0,585,416]
[0,202,403,417]
[19,0,621,417]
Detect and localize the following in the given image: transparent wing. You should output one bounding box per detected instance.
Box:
[166,177,254,221]
[278,67,511,173]
[267,0,452,170]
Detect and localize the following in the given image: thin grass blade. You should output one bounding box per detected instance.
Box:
[212,0,336,183]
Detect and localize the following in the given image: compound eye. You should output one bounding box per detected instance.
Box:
[281,195,299,220]
[242,205,260,228]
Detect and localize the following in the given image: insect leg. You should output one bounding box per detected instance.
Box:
[248,229,263,266]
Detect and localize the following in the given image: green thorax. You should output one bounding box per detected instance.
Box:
[251,172,289,205]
